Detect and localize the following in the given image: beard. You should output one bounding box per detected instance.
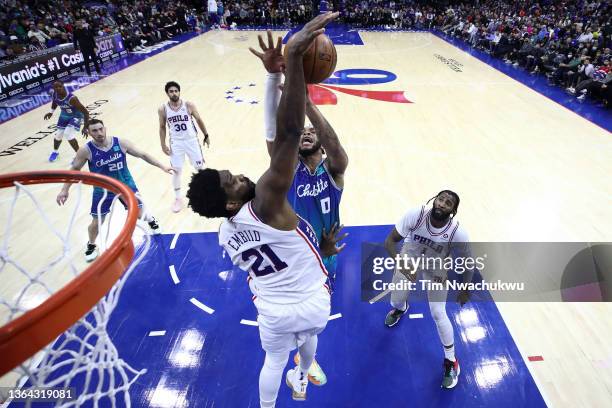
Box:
[431,207,450,222]
[244,178,256,202]
[170,95,179,102]
[299,141,322,158]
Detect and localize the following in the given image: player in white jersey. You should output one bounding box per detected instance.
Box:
[186,12,340,407]
[158,81,210,212]
[250,31,349,387]
[383,190,473,389]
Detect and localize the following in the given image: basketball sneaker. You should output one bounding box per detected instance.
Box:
[285,367,308,401]
[85,243,98,262]
[148,218,161,234]
[48,151,59,162]
[384,307,407,327]
[171,198,184,213]
[442,358,460,389]
[293,353,327,386]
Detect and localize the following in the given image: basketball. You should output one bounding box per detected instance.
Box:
[284,34,337,84]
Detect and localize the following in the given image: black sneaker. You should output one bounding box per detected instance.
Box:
[442,358,460,389]
[85,243,98,262]
[148,218,160,234]
[384,307,407,327]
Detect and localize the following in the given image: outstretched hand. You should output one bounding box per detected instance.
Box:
[249,30,285,73]
[285,11,339,56]
[320,223,348,258]
[163,165,176,175]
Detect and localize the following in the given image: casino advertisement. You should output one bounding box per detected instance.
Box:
[0,33,126,100]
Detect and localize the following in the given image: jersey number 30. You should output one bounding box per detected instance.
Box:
[173,123,188,132]
[242,244,288,277]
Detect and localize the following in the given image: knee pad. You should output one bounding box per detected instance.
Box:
[63,126,78,141]
[54,130,65,141]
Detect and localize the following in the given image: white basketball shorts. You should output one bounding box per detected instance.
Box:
[255,286,331,353]
[170,137,204,169]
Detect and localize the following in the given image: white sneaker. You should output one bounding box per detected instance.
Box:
[147,218,161,234]
[171,197,184,213]
[285,367,308,401]
[85,243,98,262]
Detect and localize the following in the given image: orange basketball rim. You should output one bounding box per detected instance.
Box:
[0,170,138,376]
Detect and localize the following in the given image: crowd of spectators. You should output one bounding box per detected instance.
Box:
[436,0,611,106]
[1,0,610,106]
[205,0,315,28]
[0,0,204,61]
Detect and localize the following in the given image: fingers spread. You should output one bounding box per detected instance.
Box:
[257,34,267,51]
[335,232,349,243]
[249,47,263,59]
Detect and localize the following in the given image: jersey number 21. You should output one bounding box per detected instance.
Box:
[242,244,288,277]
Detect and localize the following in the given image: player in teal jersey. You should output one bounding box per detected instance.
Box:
[44,81,90,162]
[250,31,349,280]
[57,119,174,261]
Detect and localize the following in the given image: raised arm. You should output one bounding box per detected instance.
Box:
[252,12,339,226]
[306,98,348,187]
[120,138,174,174]
[249,30,285,157]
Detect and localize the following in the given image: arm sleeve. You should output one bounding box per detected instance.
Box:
[264,72,282,142]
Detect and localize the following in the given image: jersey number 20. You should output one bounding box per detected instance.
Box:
[242,244,288,277]
[108,162,124,172]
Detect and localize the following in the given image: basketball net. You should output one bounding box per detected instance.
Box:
[0,177,150,407]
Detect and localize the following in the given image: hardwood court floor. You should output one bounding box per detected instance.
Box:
[1,30,611,406]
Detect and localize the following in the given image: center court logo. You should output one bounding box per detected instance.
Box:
[225,68,413,106]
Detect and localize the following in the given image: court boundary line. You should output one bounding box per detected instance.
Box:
[431,30,611,133]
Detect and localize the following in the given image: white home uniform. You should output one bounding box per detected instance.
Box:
[219,201,331,353]
[391,205,470,306]
[164,101,204,169]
